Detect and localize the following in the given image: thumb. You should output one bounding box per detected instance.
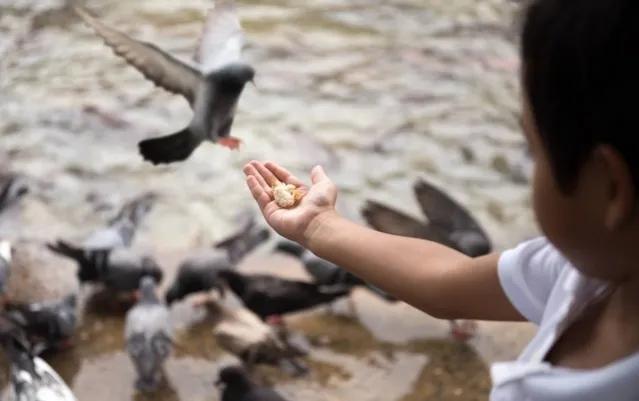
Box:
[310,165,329,185]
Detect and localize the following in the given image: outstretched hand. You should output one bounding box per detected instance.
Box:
[243,161,338,245]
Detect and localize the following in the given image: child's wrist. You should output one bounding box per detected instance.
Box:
[303,210,341,251]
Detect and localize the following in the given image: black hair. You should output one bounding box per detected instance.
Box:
[522,0,639,192]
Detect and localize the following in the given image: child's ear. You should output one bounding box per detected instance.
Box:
[595,145,636,230]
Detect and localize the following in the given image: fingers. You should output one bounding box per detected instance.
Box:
[265,162,305,187]
[311,165,330,185]
[243,163,271,194]
[250,161,280,187]
[246,176,272,211]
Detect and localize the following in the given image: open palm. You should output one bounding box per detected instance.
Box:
[243,161,337,244]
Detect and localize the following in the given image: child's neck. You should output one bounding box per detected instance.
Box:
[546,274,639,369]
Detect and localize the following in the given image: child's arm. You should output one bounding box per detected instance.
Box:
[244,161,524,322]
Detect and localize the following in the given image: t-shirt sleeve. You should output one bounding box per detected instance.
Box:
[498,237,568,325]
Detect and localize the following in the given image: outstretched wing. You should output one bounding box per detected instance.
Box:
[195,1,244,72]
[361,200,432,239]
[413,178,486,234]
[76,7,201,104]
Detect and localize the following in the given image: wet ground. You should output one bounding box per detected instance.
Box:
[0,0,537,400]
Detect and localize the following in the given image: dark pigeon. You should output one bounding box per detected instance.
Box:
[165,213,269,305]
[6,294,77,352]
[362,178,492,257]
[275,240,396,302]
[216,366,289,401]
[75,2,255,165]
[217,270,351,320]
[0,314,77,401]
[125,276,173,392]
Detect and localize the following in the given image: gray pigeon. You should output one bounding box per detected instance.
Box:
[83,192,156,251]
[47,192,158,287]
[0,173,28,214]
[362,178,492,257]
[0,240,11,298]
[216,366,289,401]
[125,276,173,392]
[0,314,77,401]
[75,1,255,165]
[165,213,269,304]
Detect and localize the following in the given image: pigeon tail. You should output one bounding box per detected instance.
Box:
[138,128,200,165]
[47,240,104,282]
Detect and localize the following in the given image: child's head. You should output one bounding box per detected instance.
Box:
[521,0,639,280]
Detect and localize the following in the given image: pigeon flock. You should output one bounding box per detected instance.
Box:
[0,1,494,400]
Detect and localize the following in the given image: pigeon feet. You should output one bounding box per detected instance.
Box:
[218,137,242,150]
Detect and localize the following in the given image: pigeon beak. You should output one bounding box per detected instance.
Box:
[214,379,224,389]
[250,78,257,89]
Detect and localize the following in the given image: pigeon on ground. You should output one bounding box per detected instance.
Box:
[125,276,173,392]
[362,178,491,257]
[0,314,77,401]
[0,240,12,299]
[198,295,306,375]
[47,242,163,295]
[165,213,269,305]
[0,173,28,215]
[75,1,255,164]
[361,177,492,340]
[216,366,289,401]
[275,240,396,302]
[217,270,351,320]
[47,193,161,293]
[6,294,77,352]
[3,242,79,351]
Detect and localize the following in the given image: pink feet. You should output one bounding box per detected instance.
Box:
[450,320,478,342]
[218,137,242,150]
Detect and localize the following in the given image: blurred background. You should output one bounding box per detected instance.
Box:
[0,0,537,400]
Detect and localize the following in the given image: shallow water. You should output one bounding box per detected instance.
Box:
[0,0,536,400]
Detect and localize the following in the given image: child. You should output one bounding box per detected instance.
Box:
[244,0,639,399]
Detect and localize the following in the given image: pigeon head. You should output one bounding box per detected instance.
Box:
[452,231,491,257]
[214,63,255,90]
[139,276,159,303]
[141,257,163,284]
[274,240,305,257]
[216,366,253,389]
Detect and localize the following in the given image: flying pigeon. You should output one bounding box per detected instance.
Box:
[75,1,255,164]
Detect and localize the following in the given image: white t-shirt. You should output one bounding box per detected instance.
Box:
[491,237,639,401]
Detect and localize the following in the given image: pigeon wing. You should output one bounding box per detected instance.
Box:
[195,1,244,72]
[361,200,432,239]
[413,178,485,233]
[76,7,201,104]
